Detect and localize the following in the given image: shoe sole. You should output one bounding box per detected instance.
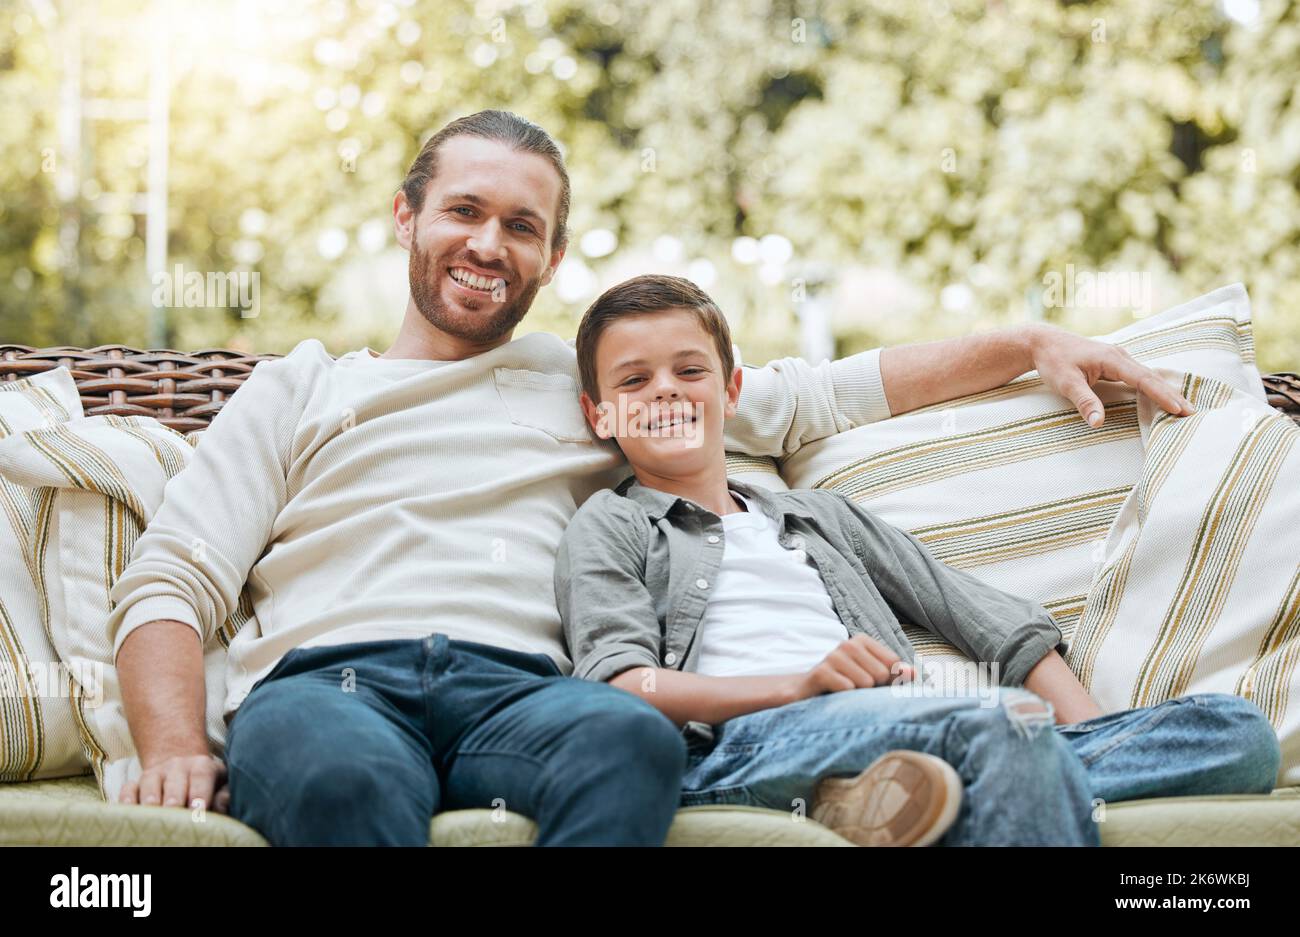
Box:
[809,750,963,847]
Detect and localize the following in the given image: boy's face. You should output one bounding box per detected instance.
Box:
[580,308,742,477]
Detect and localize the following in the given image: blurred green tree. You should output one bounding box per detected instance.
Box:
[1,0,1296,372]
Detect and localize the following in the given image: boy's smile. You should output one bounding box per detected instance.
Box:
[580,308,743,482]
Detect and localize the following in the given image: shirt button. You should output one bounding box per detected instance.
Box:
[707,535,720,544]
[696,578,709,589]
[664,652,678,665]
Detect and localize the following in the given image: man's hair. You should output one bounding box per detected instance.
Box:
[400,109,570,253]
[576,274,735,403]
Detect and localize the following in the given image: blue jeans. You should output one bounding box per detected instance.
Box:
[679,688,1281,846]
[224,634,687,846]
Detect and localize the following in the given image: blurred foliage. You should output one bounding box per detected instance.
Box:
[0,0,1297,371]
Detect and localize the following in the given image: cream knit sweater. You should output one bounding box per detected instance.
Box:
[105,331,890,720]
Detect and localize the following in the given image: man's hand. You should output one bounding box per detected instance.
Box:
[119,752,230,814]
[879,321,1196,425]
[1029,323,1194,428]
[794,634,918,699]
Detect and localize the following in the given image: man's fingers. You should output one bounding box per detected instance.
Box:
[1056,374,1106,428]
[213,786,231,815]
[118,779,139,805]
[162,764,190,808]
[137,770,163,807]
[1105,355,1195,417]
[187,770,217,814]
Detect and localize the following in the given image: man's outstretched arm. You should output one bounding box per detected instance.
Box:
[725,322,1194,459]
[879,322,1194,427]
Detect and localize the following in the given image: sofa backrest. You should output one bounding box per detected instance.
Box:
[0,345,282,434]
[2,343,1299,434]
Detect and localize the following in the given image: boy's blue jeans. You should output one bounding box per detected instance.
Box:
[679,686,1282,846]
[224,634,687,846]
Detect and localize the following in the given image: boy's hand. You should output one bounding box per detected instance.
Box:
[794,634,918,699]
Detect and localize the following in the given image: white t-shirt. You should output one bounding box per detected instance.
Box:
[693,494,849,677]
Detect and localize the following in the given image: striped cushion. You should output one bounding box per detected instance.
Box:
[724,452,789,491]
[1080,368,1300,785]
[780,284,1264,673]
[0,413,250,800]
[0,368,86,781]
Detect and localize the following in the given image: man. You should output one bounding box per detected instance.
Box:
[111,110,1195,845]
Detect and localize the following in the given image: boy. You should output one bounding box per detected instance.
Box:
[554,274,1281,847]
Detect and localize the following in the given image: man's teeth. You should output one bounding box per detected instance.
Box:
[450,268,504,291]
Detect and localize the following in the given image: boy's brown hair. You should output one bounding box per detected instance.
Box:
[575,275,735,403]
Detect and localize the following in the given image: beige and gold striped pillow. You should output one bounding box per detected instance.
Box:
[780,284,1264,668]
[1080,368,1298,785]
[0,413,252,800]
[0,368,86,781]
[724,452,789,491]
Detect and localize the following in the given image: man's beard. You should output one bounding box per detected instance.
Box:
[407,237,542,345]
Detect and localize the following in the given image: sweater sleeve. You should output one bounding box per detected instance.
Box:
[721,347,892,459]
[106,350,306,659]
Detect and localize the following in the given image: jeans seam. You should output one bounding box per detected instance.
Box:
[226,754,287,845]
[1072,699,1187,767]
[680,783,759,808]
[716,720,946,755]
[452,748,548,810]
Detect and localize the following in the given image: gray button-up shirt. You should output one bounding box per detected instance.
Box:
[555,476,1068,729]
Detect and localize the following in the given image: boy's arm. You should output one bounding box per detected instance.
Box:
[554,496,664,685]
[608,667,803,728]
[723,323,1193,459]
[830,492,1075,690]
[1022,649,1105,724]
[555,498,813,725]
[607,630,921,727]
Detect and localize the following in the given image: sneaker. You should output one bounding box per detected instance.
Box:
[810,750,963,847]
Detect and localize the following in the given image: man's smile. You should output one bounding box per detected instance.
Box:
[448,266,508,295]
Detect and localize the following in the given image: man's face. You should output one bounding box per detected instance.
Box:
[580,309,742,478]
[395,135,565,347]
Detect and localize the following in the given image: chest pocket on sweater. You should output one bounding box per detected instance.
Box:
[493,367,594,444]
